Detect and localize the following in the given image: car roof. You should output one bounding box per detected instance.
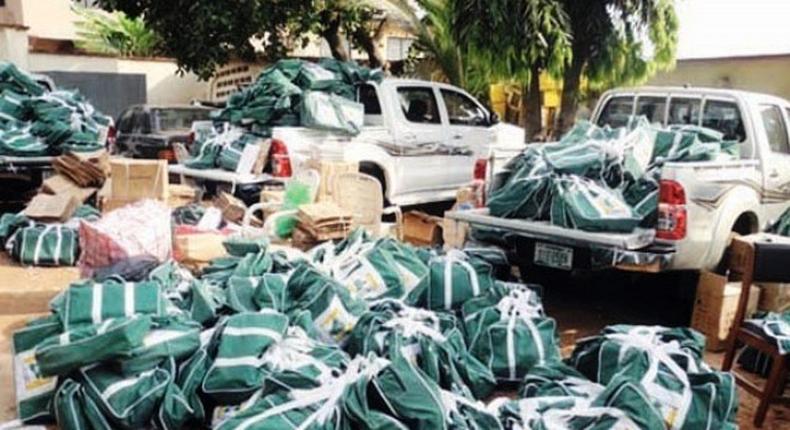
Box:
[603,86,790,105]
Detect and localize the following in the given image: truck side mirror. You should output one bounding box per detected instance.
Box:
[489,112,500,126]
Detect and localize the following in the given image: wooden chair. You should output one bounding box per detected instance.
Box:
[332,172,403,240]
[722,237,790,427]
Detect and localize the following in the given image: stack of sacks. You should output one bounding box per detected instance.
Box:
[488,117,740,233]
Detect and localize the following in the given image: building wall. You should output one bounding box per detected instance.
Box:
[19,0,81,40]
[27,53,210,104]
[0,25,29,68]
[0,0,24,26]
[648,55,790,101]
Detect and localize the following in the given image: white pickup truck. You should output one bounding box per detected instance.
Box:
[270,79,524,206]
[447,86,790,273]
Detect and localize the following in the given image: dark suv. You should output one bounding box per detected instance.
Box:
[114,104,212,161]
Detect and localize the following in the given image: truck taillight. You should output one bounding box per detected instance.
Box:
[474,158,487,181]
[270,138,292,177]
[107,125,117,150]
[656,180,687,240]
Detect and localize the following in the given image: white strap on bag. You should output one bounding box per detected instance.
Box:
[443,250,480,310]
[607,327,694,430]
[32,224,54,266]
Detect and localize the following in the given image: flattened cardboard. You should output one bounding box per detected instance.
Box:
[23,193,79,222]
[42,174,97,203]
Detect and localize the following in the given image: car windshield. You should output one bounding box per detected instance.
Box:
[153,108,211,131]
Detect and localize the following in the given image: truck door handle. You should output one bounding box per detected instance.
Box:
[452,134,463,140]
[404,133,417,141]
[770,169,780,178]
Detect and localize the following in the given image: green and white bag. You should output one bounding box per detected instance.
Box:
[114,316,202,375]
[252,273,290,312]
[463,286,560,382]
[12,315,62,423]
[407,250,495,311]
[346,299,496,399]
[330,242,406,301]
[58,280,165,329]
[550,176,642,233]
[202,311,290,404]
[35,315,151,376]
[287,263,365,343]
[257,326,349,392]
[80,358,174,429]
[53,379,91,430]
[216,353,448,430]
[9,223,79,266]
[189,280,226,325]
[569,325,738,430]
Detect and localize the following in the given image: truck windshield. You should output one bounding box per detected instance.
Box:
[597,96,634,128]
[153,108,211,131]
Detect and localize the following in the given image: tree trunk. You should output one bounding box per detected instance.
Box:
[322,18,350,61]
[352,27,385,69]
[522,65,543,142]
[557,55,585,136]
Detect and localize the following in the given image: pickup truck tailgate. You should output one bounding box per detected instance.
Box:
[446,208,655,250]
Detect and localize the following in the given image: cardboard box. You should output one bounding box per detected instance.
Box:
[42,174,97,203]
[23,193,79,222]
[110,158,169,201]
[168,184,199,208]
[691,270,760,351]
[215,192,252,225]
[403,211,443,247]
[757,282,790,313]
[443,217,469,250]
[173,226,229,264]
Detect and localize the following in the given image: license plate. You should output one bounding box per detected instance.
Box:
[534,242,573,270]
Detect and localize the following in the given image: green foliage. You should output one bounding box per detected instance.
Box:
[95,0,388,79]
[95,0,315,79]
[451,0,572,82]
[574,0,679,91]
[73,6,161,57]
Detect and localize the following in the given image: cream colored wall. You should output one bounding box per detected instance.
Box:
[0,0,24,26]
[648,56,790,101]
[28,53,210,104]
[20,0,80,40]
[0,26,29,68]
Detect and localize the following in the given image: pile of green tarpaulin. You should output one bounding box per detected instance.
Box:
[488,117,740,233]
[0,62,112,156]
[771,207,790,236]
[6,228,739,429]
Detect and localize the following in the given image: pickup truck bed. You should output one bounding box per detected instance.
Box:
[446,208,655,249]
[446,208,677,273]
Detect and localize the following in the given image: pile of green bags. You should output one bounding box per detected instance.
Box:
[212,59,380,136]
[0,62,111,156]
[9,227,740,429]
[489,117,739,233]
[568,325,738,429]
